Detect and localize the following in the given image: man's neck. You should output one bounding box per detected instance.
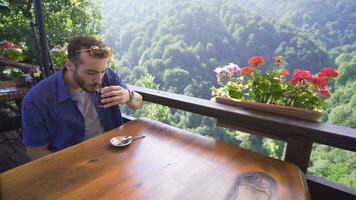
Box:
[63,70,83,95]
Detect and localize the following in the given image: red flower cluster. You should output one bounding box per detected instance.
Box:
[319,67,339,78]
[290,69,313,85]
[318,88,331,98]
[291,67,338,98]
[312,75,328,87]
[248,56,265,66]
[1,41,19,49]
[240,66,254,74]
[314,67,338,97]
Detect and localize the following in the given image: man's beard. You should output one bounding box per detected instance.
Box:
[73,69,97,93]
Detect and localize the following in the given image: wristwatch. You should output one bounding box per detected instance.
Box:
[127,89,134,103]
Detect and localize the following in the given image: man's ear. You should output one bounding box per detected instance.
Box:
[66,59,75,71]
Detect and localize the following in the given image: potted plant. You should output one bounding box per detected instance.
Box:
[0,41,24,62]
[211,56,338,121]
[50,47,67,71]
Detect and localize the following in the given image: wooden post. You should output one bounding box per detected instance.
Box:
[285,137,313,173]
[33,0,52,77]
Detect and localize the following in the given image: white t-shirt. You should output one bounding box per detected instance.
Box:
[72,91,104,139]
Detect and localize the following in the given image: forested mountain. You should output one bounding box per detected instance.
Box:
[238,0,356,50]
[103,0,333,99]
[325,51,356,127]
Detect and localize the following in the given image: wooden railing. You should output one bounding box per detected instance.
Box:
[0,59,38,73]
[130,85,356,199]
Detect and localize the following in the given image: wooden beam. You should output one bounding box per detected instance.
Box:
[307,175,356,200]
[0,59,38,73]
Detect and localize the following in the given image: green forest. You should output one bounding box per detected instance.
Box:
[1,0,355,188]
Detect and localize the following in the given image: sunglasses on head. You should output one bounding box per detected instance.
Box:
[75,46,112,58]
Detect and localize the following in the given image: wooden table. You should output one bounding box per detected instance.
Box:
[0,118,310,200]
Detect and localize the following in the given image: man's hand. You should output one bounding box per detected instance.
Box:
[100,86,130,108]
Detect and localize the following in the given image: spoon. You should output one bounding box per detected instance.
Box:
[123,135,145,141]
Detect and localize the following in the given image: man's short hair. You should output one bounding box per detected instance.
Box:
[67,36,111,64]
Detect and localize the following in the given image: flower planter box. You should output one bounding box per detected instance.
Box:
[211,56,338,122]
[215,96,322,121]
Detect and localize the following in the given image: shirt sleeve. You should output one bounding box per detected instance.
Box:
[22,100,50,147]
[105,68,128,89]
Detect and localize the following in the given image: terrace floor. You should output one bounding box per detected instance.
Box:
[0,130,31,173]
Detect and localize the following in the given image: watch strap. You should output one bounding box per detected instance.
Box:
[127,89,134,103]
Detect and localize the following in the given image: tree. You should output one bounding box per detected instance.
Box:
[129,69,171,123]
[0,0,102,64]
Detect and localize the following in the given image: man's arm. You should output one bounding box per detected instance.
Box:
[22,99,52,160]
[26,145,52,160]
[126,90,143,110]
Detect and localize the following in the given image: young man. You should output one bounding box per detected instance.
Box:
[22,36,143,160]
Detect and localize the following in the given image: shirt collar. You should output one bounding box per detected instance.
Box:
[57,69,72,103]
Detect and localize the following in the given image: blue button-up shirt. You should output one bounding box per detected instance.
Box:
[22,69,127,152]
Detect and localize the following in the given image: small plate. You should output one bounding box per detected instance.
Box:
[110,136,132,147]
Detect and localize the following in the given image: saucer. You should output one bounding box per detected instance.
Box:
[110,136,132,147]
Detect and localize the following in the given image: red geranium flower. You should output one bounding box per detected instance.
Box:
[319,67,339,78]
[2,41,15,49]
[290,69,313,85]
[312,75,328,87]
[248,56,265,66]
[281,69,289,75]
[318,88,331,98]
[240,66,254,74]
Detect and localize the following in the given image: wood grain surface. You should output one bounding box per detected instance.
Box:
[0,118,310,200]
